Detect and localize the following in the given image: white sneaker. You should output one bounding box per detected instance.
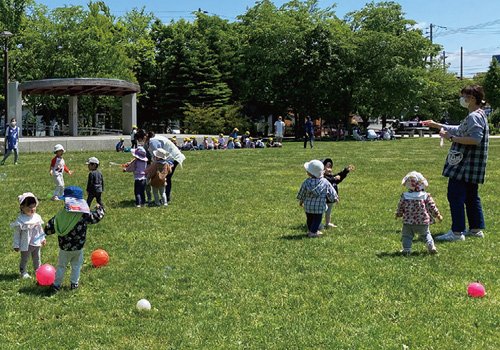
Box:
[464,230,484,238]
[326,223,337,228]
[308,231,323,238]
[426,241,437,254]
[435,230,465,241]
[21,273,32,279]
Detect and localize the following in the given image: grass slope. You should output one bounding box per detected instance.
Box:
[0,138,498,349]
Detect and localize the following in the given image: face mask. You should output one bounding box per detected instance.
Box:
[459,96,469,108]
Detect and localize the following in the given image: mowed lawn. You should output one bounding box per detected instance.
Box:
[0,138,498,349]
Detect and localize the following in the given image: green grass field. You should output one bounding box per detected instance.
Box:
[0,139,498,349]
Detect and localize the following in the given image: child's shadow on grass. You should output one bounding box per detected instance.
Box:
[18,284,55,297]
[280,224,309,240]
[115,200,140,208]
[0,273,19,282]
[376,251,431,258]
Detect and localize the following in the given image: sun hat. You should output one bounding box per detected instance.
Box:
[304,160,324,178]
[402,171,428,192]
[131,146,148,161]
[153,148,168,160]
[61,186,90,214]
[18,192,39,206]
[132,125,137,129]
[86,157,100,165]
[53,144,65,153]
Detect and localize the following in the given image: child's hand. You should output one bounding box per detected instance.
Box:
[347,164,355,172]
[68,170,74,176]
[299,201,304,207]
[42,240,47,246]
[13,248,19,252]
[333,175,341,181]
[437,214,443,222]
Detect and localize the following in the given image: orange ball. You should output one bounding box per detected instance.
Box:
[91,249,109,268]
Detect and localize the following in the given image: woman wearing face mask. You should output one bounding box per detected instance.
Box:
[423,85,489,242]
[1,118,20,165]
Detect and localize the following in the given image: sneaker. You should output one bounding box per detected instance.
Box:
[51,196,60,201]
[21,272,32,279]
[308,231,323,238]
[14,162,18,165]
[435,230,465,242]
[426,241,438,254]
[326,223,337,228]
[464,230,484,238]
[51,284,61,292]
[136,205,141,208]
[70,283,79,290]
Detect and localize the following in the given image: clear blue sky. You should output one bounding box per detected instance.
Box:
[39,0,500,77]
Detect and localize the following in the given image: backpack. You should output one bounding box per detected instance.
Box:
[150,163,170,188]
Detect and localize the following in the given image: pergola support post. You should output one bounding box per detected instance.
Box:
[122,93,136,134]
[68,96,78,136]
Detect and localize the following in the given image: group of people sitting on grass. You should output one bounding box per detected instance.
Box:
[173,130,283,151]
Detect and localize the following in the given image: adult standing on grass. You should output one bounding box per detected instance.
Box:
[274,116,285,143]
[136,129,186,204]
[423,85,489,242]
[1,118,20,165]
[304,116,314,148]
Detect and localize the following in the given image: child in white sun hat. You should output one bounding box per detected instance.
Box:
[145,148,171,206]
[395,171,443,255]
[297,160,338,238]
[11,192,45,279]
[49,144,73,200]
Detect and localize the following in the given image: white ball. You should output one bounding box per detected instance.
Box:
[136,299,151,311]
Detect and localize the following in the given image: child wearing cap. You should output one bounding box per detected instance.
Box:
[49,144,73,201]
[130,125,138,149]
[145,148,172,206]
[11,193,46,279]
[218,134,226,149]
[322,158,355,229]
[297,160,338,238]
[123,146,148,207]
[116,138,125,152]
[45,186,105,290]
[226,137,235,149]
[86,157,104,207]
[395,171,443,255]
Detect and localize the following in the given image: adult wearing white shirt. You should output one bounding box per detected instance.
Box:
[136,130,186,203]
[274,116,285,143]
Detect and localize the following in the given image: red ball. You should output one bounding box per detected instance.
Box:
[467,282,486,298]
[36,264,56,286]
[91,249,109,268]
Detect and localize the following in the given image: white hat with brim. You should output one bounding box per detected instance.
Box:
[153,148,168,160]
[18,192,39,206]
[304,160,324,178]
[54,144,65,153]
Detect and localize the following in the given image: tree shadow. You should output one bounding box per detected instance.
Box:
[0,273,19,282]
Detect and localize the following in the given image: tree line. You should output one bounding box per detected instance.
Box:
[1,0,499,135]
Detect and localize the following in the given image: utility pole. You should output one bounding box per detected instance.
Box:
[460,47,463,80]
[442,51,447,71]
[429,23,434,62]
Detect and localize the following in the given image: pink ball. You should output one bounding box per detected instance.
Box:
[36,264,56,286]
[467,282,486,298]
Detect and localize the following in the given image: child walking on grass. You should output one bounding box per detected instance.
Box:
[11,193,45,279]
[86,157,104,207]
[322,158,355,228]
[395,171,443,255]
[45,186,105,291]
[297,160,338,238]
[145,148,171,206]
[50,144,73,200]
[123,146,148,207]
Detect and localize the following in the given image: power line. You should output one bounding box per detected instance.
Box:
[434,18,500,37]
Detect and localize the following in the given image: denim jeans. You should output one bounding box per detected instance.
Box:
[165,161,179,202]
[447,178,485,232]
[306,213,323,233]
[134,178,147,206]
[54,249,84,286]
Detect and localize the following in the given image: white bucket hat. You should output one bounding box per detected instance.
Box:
[304,160,324,178]
[402,171,428,192]
[53,144,65,153]
[153,148,168,160]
